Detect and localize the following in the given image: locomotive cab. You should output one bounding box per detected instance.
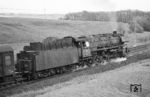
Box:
[76,37,92,58]
[83,41,90,48]
[78,41,90,48]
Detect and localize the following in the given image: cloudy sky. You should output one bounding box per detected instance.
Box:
[0,0,149,14]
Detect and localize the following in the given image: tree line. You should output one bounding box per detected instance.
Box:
[62,10,150,33]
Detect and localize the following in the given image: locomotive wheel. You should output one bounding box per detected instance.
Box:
[87,59,93,67]
[96,57,100,62]
[97,56,104,63]
[72,64,78,71]
[83,61,87,67]
[33,74,38,80]
[81,61,88,68]
[89,59,93,64]
[27,76,31,81]
[106,55,110,62]
[55,68,60,74]
[62,67,66,73]
[93,55,100,64]
[113,52,118,58]
[47,71,51,76]
[50,69,56,75]
[99,56,104,63]
[59,68,64,74]
[122,50,127,57]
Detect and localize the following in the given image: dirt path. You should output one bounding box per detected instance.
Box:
[33,59,150,97]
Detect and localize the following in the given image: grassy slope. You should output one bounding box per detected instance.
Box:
[125,31,150,47]
[37,59,150,97]
[0,17,129,43]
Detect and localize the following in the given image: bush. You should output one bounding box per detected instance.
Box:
[63,10,150,32]
[129,21,144,33]
[136,16,150,31]
[138,36,150,43]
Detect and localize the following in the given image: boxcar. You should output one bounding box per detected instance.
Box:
[0,45,15,83]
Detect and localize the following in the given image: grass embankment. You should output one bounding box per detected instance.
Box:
[126,31,150,47]
[0,17,129,43]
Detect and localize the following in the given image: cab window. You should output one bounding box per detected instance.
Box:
[83,41,90,48]
[5,55,11,66]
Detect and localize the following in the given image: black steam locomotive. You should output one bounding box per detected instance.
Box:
[0,31,128,86]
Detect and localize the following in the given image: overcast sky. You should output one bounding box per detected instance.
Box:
[0,0,149,14]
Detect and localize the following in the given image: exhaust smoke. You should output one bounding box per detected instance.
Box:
[111,57,127,63]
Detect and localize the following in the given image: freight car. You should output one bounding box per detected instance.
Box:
[0,45,20,86]
[0,31,128,86]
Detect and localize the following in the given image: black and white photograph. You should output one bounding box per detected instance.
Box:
[0,0,150,97]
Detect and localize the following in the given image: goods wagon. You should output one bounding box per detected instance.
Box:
[0,45,15,84]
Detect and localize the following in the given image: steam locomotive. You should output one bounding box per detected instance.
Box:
[0,31,128,86]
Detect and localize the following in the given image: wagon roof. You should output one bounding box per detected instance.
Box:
[0,45,13,52]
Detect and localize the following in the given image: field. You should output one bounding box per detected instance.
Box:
[0,17,129,43]
[37,59,150,97]
[125,31,150,47]
[1,17,150,46]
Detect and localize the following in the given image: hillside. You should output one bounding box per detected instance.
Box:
[0,17,129,43]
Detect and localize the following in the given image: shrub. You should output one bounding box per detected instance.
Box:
[129,21,144,33]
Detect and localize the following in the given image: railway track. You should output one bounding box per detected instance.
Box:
[128,43,150,53]
[0,43,150,92]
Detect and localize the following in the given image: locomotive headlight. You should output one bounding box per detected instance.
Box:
[85,41,90,47]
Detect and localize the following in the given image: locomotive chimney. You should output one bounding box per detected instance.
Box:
[113,31,117,35]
